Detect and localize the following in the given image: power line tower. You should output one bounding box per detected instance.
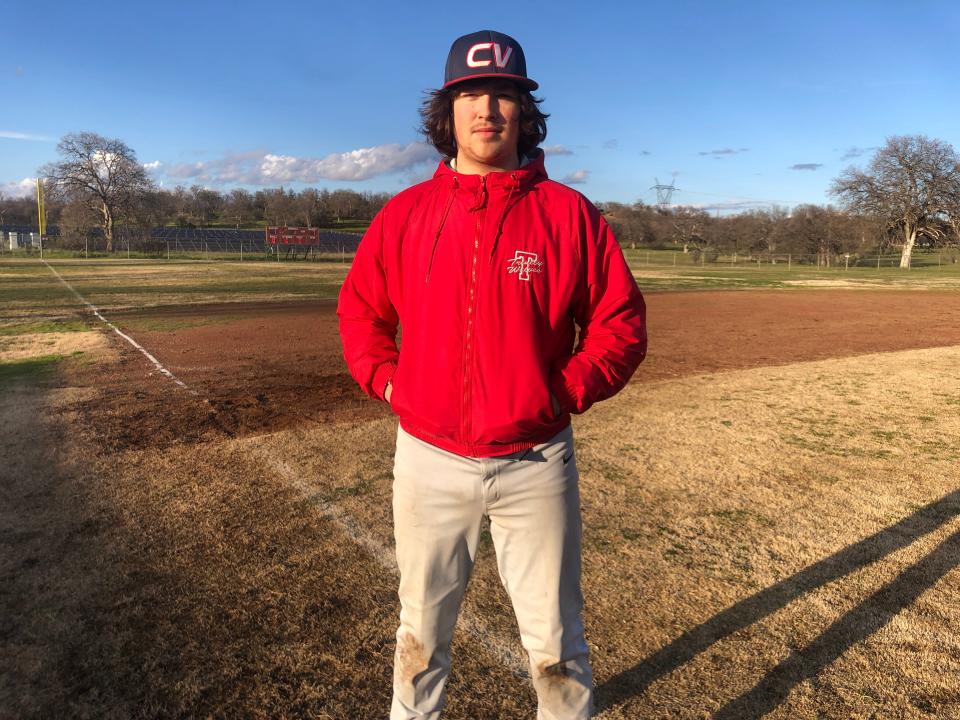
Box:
[650,176,679,209]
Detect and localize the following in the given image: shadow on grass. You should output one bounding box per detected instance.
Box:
[596,489,960,715]
[0,354,63,385]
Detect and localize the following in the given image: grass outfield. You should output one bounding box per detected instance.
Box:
[2,252,959,321]
[0,259,350,320]
[622,248,960,291]
[2,258,960,717]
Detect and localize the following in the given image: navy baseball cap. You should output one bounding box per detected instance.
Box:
[443,30,538,91]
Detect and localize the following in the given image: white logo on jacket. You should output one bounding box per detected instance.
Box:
[507,250,543,281]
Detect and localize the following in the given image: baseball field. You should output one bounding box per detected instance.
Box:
[2,255,960,719]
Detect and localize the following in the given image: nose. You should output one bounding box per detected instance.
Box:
[477,93,500,119]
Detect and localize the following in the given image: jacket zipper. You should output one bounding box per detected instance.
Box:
[460,175,485,442]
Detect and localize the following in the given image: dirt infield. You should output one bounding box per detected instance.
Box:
[82,289,960,449]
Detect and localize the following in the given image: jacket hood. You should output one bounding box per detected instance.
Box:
[432,150,547,191]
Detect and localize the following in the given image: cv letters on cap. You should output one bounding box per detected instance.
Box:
[466,43,514,69]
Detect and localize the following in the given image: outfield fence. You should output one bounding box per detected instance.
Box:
[624,249,960,270]
[3,224,957,271]
[1,226,363,261]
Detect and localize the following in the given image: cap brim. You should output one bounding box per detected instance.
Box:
[443,72,538,91]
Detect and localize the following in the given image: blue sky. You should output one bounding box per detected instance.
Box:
[2,0,958,213]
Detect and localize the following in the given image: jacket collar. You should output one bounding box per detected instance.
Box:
[433,150,547,193]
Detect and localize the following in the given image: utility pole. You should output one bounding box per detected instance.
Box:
[651,174,680,210]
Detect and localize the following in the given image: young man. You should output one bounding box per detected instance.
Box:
[338,29,646,719]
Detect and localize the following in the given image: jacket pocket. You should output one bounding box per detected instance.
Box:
[388,361,404,416]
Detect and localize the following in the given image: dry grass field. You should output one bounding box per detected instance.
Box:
[2,257,960,719]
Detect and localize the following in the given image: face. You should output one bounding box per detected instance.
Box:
[451,79,522,174]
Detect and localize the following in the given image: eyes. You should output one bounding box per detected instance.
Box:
[457,90,520,102]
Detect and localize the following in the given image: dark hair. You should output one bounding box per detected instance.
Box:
[419,81,549,160]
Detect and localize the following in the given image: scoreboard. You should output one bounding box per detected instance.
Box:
[266,227,321,246]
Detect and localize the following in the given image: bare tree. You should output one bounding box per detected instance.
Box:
[761,206,789,254]
[170,186,192,226]
[150,188,180,227]
[671,206,710,254]
[294,188,318,227]
[189,185,223,225]
[943,173,960,247]
[262,188,296,226]
[789,204,849,265]
[225,189,255,228]
[328,189,360,223]
[363,191,392,219]
[830,135,960,268]
[40,132,154,252]
[0,194,37,226]
[58,199,100,250]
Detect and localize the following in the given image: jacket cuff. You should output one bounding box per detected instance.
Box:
[372,362,397,401]
[549,371,580,415]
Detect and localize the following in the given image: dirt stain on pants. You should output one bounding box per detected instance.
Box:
[396,632,429,685]
[537,659,574,688]
[533,658,592,717]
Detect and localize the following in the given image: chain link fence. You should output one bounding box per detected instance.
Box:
[4,225,958,270]
[624,249,960,270]
[0,225,363,260]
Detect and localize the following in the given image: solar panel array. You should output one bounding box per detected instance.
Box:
[1,224,52,235]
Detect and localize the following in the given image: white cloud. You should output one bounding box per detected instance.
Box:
[561,169,590,185]
[698,147,749,157]
[542,144,573,156]
[84,150,123,182]
[0,130,54,142]
[166,161,209,180]
[262,143,438,182]
[164,143,438,186]
[839,146,876,161]
[143,160,162,170]
[790,163,823,171]
[0,177,38,198]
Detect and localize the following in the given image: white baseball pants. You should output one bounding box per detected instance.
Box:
[390,425,593,719]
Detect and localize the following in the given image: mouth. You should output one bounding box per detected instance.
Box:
[473,127,502,135]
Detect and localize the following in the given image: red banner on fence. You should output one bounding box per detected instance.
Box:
[266,227,320,246]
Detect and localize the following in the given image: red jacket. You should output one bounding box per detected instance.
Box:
[337,153,646,457]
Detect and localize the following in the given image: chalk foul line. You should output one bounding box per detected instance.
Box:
[263,454,531,678]
[43,260,195,394]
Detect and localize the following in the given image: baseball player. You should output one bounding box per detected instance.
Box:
[338,29,647,719]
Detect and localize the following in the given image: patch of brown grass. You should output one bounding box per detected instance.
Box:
[0,331,105,362]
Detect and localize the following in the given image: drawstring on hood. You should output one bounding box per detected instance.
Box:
[468,176,488,212]
[426,176,458,282]
[489,173,519,260]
